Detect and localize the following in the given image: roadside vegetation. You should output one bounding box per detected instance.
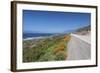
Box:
[23,34,71,62]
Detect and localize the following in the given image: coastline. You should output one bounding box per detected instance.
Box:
[23,36,45,41]
[23,36,52,41]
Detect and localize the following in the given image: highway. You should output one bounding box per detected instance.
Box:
[67,34,91,60]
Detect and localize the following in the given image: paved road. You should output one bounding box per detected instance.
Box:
[67,34,91,60]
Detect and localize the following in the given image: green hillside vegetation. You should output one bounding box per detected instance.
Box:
[23,34,71,62]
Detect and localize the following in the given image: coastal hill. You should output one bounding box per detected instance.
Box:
[74,25,91,35]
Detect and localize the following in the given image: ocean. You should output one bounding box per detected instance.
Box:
[23,33,54,39]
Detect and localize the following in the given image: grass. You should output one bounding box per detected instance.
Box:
[23,34,71,62]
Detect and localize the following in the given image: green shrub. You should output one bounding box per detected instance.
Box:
[55,51,67,60]
[23,34,70,62]
[38,52,55,61]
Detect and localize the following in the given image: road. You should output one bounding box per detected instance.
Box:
[67,34,91,60]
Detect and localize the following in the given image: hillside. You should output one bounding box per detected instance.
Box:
[76,25,90,31]
[74,25,91,35]
[23,34,71,62]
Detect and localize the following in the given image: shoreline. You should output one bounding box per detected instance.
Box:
[23,36,52,41]
[23,33,70,41]
[23,36,46,41]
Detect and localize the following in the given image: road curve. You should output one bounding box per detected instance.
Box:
[67,34,91,60]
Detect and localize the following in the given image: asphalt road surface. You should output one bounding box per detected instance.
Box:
[67,34,91,60]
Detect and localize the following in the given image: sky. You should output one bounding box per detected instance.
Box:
[23,10,91,33]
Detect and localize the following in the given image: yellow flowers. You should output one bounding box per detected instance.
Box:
[23,34,71,62]
[63,35,71,41]
[53,42,66,54]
